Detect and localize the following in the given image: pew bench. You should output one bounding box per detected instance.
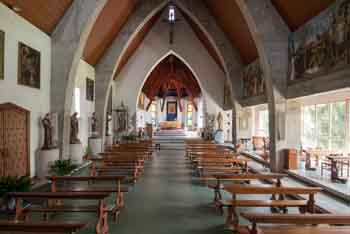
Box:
[241,212,350,234]
[222,185,322,230]
[204,173,286,211]
[47,175,128,221]
[0,221,87,234]
[9,192,111,234]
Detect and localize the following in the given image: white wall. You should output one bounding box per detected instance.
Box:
[0,4,51,176]
[71,60,95,150]
[113,9,226,123]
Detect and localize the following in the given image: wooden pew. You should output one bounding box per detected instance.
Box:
[204,173,286,210]
[88,156,143,181]
[223,185,322,230]
[46,175,128,221]
[0,221,87,234]
[195,158,250,176]
[241,212,350,234]
[9,192,111,234]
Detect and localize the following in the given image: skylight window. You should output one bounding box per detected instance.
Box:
[168,5,176,23]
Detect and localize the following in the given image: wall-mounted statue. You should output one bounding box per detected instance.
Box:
[70,112,80,144]
[242,60,265,98]
[217,112,223,131]
[41,113,56,150]
[289,0,350,82]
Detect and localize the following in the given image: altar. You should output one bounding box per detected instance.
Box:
[160,121,182,130]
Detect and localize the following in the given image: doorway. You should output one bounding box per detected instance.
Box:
[0,103,30,176]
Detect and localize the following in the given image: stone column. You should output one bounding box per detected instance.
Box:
[51,0,108,158]
[236,0,290,171]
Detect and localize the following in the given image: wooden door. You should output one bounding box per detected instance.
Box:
[0,103,30,176]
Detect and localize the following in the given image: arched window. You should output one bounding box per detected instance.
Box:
[150,102,157,126]
[187,103,193,128]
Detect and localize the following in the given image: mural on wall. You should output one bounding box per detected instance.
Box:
[223,80,233,109]
[86,78,94,101]
[242,60,265,98]
[0,30,4,80]
[289,0,350,82]
[18,42,40,89]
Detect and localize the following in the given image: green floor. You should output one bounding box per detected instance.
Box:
[97,149,232,234]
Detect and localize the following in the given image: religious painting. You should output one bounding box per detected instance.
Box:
[18,42,40,89]
[223,81,233,109]
[138,92,145,110]
[242,60,265,98]
[288,0,350,83]
[86,78,94,101]
[0,30,4,80]
[115,102,128,133]
[166,101,177,121]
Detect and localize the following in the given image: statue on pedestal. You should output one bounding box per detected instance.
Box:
[70,112,80,144]
[217,112,223,131]
[41,113,55,150]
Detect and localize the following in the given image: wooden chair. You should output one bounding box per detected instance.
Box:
[241,212,350,234]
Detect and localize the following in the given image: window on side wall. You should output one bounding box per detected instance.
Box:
[302,101,346,152]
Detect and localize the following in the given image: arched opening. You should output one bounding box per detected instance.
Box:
[135,54,203,138]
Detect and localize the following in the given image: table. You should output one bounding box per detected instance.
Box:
[240,138,251,150]
[326,155,350,183]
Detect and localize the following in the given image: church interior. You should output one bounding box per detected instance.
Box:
[1,0,350,233]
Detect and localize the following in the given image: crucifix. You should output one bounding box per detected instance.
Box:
[163,4,181,44]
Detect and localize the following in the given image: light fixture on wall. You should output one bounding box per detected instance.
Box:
[5,3,22,13]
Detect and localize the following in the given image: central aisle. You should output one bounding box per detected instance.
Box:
[109,148,229,234]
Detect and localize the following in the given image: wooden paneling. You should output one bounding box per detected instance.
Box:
[114,10,162,79]
[0,0,73,34]
[271,0,336,31]
[205,0,258,65]
[83,0,140,65]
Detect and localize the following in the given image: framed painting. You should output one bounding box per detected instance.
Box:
[166,101,177,121]
[0,30,4,80]
[18,42,41,89]
[86,78,94,101]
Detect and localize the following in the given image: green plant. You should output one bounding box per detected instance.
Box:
[50,159,77,176]
[122,133,138,142]
[85,145,93,156]
[0,176,31,200]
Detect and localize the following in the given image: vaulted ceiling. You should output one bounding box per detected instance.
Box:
[83,0,140,65]
[1,0,336,68]
[0,0,73,34]
[142,55,201,101]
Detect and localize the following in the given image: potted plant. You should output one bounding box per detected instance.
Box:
[84,145,93,160]
[49,159,78,176]
[0,176,31,211]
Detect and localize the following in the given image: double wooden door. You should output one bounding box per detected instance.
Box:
[0,103,30,176]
